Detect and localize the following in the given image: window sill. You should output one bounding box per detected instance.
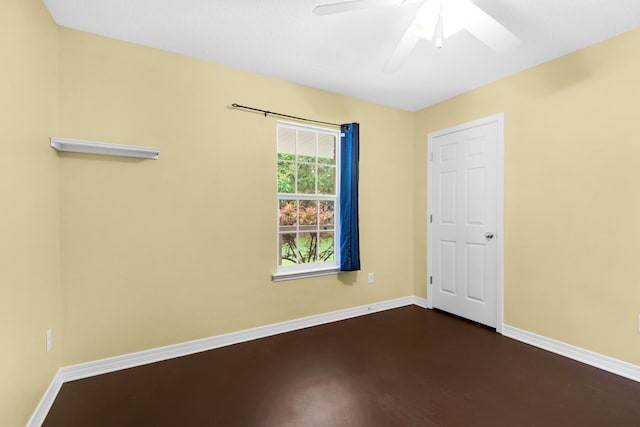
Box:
[272,267,340,282]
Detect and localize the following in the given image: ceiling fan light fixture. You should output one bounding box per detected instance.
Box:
[377,0,522,72]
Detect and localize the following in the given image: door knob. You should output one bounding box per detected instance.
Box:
[484,232,495,240]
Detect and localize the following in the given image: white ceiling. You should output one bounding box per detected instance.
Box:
[43,0,640,112]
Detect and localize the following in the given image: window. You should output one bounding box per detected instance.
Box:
[276,122,340,277]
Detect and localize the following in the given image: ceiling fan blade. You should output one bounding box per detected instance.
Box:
[463,3,521,53]
[384,26,421,72]
[313,0,401,16]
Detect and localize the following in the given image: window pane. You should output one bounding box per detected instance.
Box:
[279,200,298,231]
[299,200,318,231]
[298,232,318,264]
[278,161,296,193]
[279,233,298,265]
[297,130,316,163]
[320,200,334,228]
[297,163,316,194]
[277,127,296,160]
[318,133,336,165]
[319,232,334,262]
[317,166,335,195]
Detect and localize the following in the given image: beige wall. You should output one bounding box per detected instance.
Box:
[57,29,415,365]
[0,0,61,425]
[414,28,640,365]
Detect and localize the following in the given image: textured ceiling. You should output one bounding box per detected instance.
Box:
[43,0,640,111]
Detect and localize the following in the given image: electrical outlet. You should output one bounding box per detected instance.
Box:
[46,329,52,352]
[368,272,374,284]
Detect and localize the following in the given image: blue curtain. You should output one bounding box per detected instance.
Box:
[339,123,360,271]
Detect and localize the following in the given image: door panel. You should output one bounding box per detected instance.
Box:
[440,241,457,294]
[466,243,485,301]
[430,119,500,328]
[440,172,457,223]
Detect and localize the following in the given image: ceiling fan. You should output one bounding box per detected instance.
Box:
[313,0,521,72]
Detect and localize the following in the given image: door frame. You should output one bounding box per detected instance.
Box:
[426,113,505,333]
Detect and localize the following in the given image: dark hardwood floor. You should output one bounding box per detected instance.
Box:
[43,306,640,426]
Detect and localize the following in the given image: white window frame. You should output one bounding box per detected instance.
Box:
[273,121,341,281]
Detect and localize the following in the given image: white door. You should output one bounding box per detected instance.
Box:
[428,114,503,329]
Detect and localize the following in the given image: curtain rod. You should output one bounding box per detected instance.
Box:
[231,103,344,128]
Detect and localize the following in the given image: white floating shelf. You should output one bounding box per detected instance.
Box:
[50,137,160,160]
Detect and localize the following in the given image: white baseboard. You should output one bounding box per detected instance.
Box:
[502,324,640,382]
[29,296,419,426]
[59,296,417,383]
[412,296,429,308]
[26,369,64,427]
